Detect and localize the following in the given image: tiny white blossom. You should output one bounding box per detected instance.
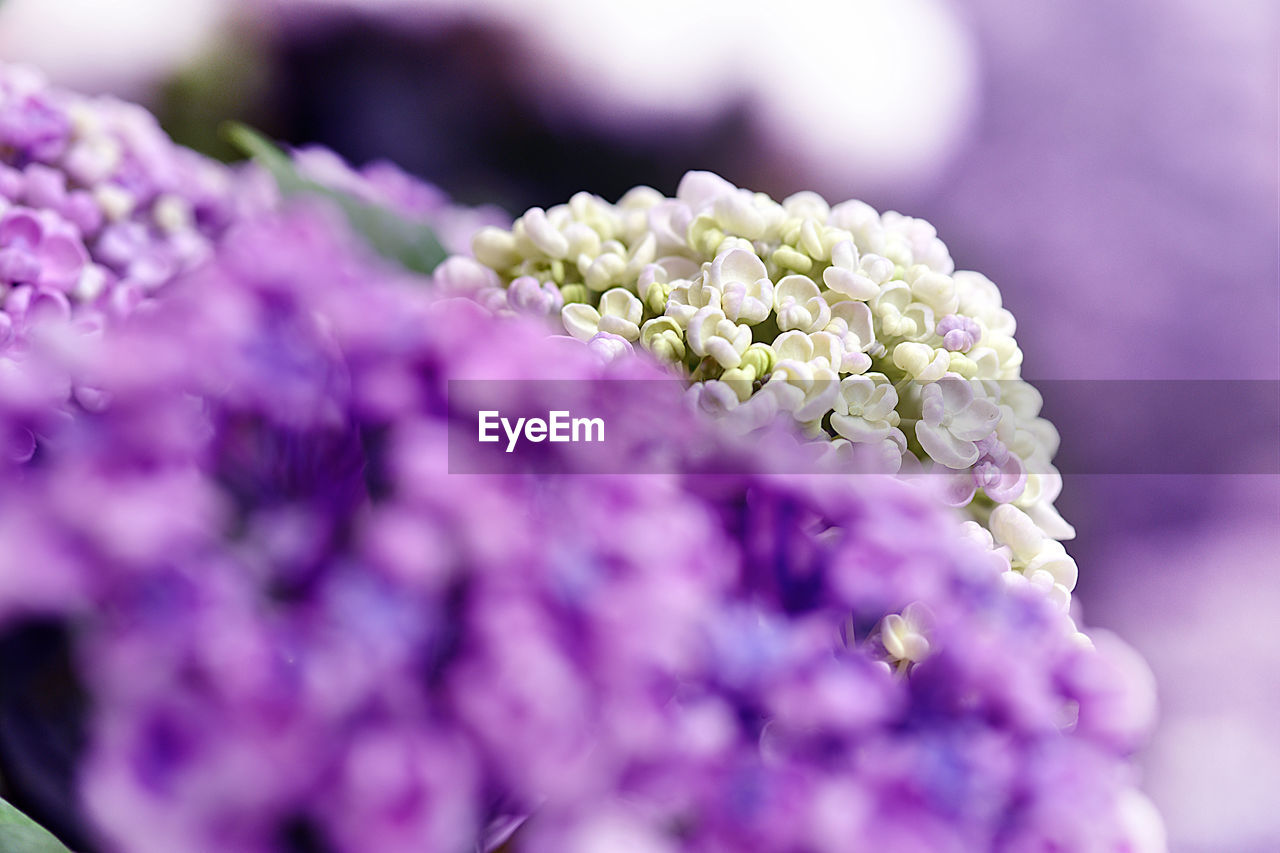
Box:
[908,267,960,315]
[766,360,841,423]
[774,274,831,333]
[561,287,643,341]
[639,316,686,363]
[831,374,901,444]
[687,379,743,417]
[990,503,1079,600]
[686,307,752,368]
[665,275,722,328]
[472,226,521,269]
[915,375,1001,468]
[516,206,570,259]
[709,248,774,325]
[892,342,950,381]
[881,602,933,665]
[507,275,564,316]
[782,190,831,221]
[823,300,876,374]
[586,331,635,363]
[581,249,626,292]
[712,190,769,239]
[823,240,879,301]
[771,330,843,372]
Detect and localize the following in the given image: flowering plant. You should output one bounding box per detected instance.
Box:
[0,64,1162,853]
[443,172,1082,611]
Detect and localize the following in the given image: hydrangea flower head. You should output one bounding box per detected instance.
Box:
[451,171,1078,601]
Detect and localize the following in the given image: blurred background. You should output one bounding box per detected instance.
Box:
[2,0,1277,850]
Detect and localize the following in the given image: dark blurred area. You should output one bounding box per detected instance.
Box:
[0,620,95,852]
[270,17,764,212]
[162,12,768,214]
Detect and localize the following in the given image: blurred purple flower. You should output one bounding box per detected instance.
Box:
[0,62,239,363]
[291,145,510,256]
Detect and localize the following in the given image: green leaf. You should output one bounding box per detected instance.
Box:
[222,123,449,275]
[0,797,74,853]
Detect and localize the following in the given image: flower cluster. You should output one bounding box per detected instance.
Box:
[0,203,1160,852]
[451,172,1076,589]
[0,63,241,349]
[0,63,514,470]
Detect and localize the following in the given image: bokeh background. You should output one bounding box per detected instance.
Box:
[2,1,1277,850]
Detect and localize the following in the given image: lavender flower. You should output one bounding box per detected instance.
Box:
[0,201,1160,852]
[0,63,239,319]
[0,62,240,466]
[0,68,508,476]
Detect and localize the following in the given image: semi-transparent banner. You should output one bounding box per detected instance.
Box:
[446,379,1280,475]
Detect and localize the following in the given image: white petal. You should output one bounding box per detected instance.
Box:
[1025,548,1078,591]
[989,504,1046,562]
[713,192,767,239]
[910,271,959,314]
[862,384,898,422]
[823,266,878,301]
[710,247,768,289]
[831,413,892,443]
[685,306,723,355]
[794,369,840,422]
[677,171,737,209]
[772,330,814,363]
[840,350,872,374]
[830,300,874,348]
[949,397,1001,442]
[597,315,641,341]
[1023,499,1076,541]
[774,273,821,305]
[892,342,935,380]
[934,374,976,412]
[522,207,569,258]
[916,421,980,469]
[690,380,740,415]
[917,349,951,382]
[830,239,859,271]
[919,380,945,426]
[561,303,601,341]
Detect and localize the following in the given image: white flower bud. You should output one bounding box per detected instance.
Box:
[518,207,569,258]
[472,227,520,269]
[710,248,773,325]
[774,275,831,333]
[687,307,751,368]
[892,342,949,381]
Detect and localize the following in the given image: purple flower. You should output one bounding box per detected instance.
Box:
[291,144,511,256]
[0,62,241,369]
[0,78,70,162]
[0,207,88,291]
[940,435,1028,507]
[936,314,981,353]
